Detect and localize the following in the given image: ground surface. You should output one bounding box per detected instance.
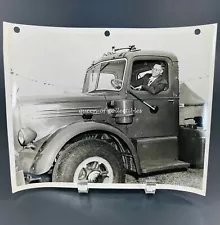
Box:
[125,169,203,190]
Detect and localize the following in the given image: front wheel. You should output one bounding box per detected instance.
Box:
[52,139,126,183]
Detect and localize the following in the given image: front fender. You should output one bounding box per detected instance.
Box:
[30,121,141,175]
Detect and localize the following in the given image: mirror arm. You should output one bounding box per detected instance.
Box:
[128,89,157,111]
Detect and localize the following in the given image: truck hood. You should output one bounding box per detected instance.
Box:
[18,92,106,105]
[16,92,107,141]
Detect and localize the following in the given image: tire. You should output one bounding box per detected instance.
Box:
[52,139,125,183]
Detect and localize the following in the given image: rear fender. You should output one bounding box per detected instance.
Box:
[30,121,141,175]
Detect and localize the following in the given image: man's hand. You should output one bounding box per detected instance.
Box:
[137,70,152,79]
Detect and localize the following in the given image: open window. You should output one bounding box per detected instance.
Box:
[130,60,169,95]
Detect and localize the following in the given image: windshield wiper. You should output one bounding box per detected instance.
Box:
[100,62,110,72]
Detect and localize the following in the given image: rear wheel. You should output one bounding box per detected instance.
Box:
[52,139,126,183]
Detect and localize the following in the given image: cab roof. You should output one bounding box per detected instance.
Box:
[91,47,178,67]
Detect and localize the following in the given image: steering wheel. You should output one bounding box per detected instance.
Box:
[111,78,123,89]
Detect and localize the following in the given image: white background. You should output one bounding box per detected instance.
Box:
[5,23,216,102]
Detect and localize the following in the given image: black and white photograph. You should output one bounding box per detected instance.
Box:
[3,22,217,195]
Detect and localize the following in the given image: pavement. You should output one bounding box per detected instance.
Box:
[125,168,203,190]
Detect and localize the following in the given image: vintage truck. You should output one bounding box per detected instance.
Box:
[13,45,205,184]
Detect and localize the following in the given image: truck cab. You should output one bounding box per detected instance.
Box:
[81,45,188,174]
[16,46,204,184]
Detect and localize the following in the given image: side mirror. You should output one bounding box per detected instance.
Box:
[150,105,159,114]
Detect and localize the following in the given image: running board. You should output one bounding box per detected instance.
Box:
[141,160,190,174]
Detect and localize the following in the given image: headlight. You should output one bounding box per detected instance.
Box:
[18,130,25,145]
[18,128,37,146]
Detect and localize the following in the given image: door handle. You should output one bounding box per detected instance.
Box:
[168,99,174,102]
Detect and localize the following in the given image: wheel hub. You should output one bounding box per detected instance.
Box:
[88,170,100,182]
[73,156,114,183]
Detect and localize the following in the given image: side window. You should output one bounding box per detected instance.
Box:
[130,60,169,95]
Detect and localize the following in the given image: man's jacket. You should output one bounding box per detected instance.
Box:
[141,74,168,95]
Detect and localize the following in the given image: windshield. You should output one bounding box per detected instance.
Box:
[82,59,126,93]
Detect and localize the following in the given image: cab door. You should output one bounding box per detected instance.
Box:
[126,56,179,139]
